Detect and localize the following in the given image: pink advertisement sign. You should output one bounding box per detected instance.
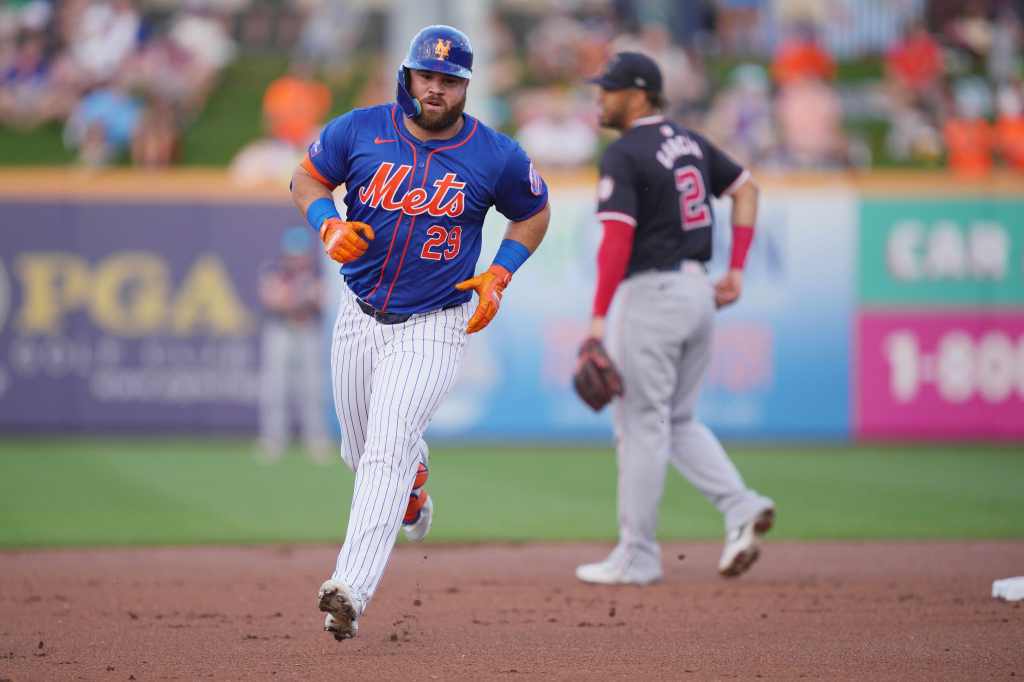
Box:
[856,311,1024,439]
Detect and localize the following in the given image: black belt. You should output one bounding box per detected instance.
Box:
[355,298,461,325]
[651,259,707,274]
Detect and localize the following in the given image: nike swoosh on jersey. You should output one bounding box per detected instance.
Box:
[374,137,396,144]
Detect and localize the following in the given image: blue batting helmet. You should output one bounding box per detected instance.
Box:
[396,24,473,118]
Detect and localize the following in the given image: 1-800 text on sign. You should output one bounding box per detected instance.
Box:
[856,311,1024,439]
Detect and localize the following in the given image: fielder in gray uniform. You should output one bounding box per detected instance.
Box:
[257,227,330,462]
[575,52,775,584]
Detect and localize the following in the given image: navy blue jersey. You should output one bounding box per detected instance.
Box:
[307,104,548,313]
[595,115,748,274]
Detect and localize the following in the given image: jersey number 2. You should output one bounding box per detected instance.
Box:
[675,166,711,231]
[420,225,462,261]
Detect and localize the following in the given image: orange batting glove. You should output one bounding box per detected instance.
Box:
[319,218,375,264]
[454,264,512,334]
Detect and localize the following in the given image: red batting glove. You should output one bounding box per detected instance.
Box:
[319,218,375,264]
[454,264,512,334]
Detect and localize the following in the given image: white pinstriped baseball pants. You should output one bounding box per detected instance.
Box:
[328,282,470,611]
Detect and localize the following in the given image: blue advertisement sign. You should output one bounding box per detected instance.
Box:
[0,200,297,431]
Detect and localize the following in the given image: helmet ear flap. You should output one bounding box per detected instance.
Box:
[396,65,422,118]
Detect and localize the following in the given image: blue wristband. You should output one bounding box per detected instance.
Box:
[305,197,341,232]
[491,239,531,274]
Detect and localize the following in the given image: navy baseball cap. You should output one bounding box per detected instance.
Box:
[587,52,663,93]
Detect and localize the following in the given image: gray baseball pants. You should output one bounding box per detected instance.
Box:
[605,263,774,578]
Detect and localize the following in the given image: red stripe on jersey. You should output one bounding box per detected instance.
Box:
[592,218,635,317]
[380,117,479,311]
[366,106,419,304]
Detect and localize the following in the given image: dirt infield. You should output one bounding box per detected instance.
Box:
[1,541,1022,681]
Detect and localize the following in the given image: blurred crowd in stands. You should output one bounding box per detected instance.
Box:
[485,0,1024,175]
[0,0,237,166]
[2,0,1023,176]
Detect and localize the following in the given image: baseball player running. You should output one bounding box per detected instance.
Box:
[574,52,774,585]
[289,25,550,640]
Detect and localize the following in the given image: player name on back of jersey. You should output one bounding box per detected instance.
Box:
[655,131,704,170]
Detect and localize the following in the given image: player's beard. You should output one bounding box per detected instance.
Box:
[417,93,466,132]
[600,104,627,131]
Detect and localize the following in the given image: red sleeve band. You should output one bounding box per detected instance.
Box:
[592,219,635,317]
[729,224,754,270]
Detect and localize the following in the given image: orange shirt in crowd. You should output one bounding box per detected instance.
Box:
[943,118,993,175]
[772,39,835,86]
[996,116,1024,170]
[262,75,332,147]
[886,31,942,93]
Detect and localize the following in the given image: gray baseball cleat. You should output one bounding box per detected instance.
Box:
[317,579,360,641]
[718,507,775,578]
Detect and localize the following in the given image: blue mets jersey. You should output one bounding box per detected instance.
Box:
[304,104,548,314]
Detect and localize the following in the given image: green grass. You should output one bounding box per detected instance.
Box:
[0,121,76,165]
[0,439,1021,548]
[177,55,291,166]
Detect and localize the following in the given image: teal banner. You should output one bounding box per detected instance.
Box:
[859,198,1024,307]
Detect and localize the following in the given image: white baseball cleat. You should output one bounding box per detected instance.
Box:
[317,579,360,641]
[575,556,662,586]
[718,507,775,578]
[402,494,433,542]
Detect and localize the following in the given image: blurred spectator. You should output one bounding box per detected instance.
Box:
[0,29,54,128]
[120,28,210,118]
[773,0,830,32]
[64,0,140,87]
[703,63,777,166]
[943,77,995,175]
[257,226,330,464]
[771,22,835,86]
[0,0,239,170]
[885,101,944,165]
[63,86,141,166]
[293,0,368,68]
[230,60,331,185]
[941,1,995,59]
[131,93,178,167]
[524,10,595,84]
[262,61,331,148]
[516,87,597,167]
[715,0,764,54]
[886,21,943,99]
[352,50,392,109]
[995,82,1024,170]
[988,3,1022,84]
[775,75,847,167]
[162,6,235,112]
[230,137,302,186]
[612,23,707,118]
[168,7,234,73]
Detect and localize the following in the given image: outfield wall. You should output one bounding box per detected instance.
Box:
[0,170,1020,441]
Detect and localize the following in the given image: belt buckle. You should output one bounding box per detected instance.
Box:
[681,260,704,275]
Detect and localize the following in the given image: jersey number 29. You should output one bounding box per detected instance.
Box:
[675,166,711,231]
[420,225,462,261]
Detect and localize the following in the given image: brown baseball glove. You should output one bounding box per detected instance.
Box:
[572,337,624,411]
